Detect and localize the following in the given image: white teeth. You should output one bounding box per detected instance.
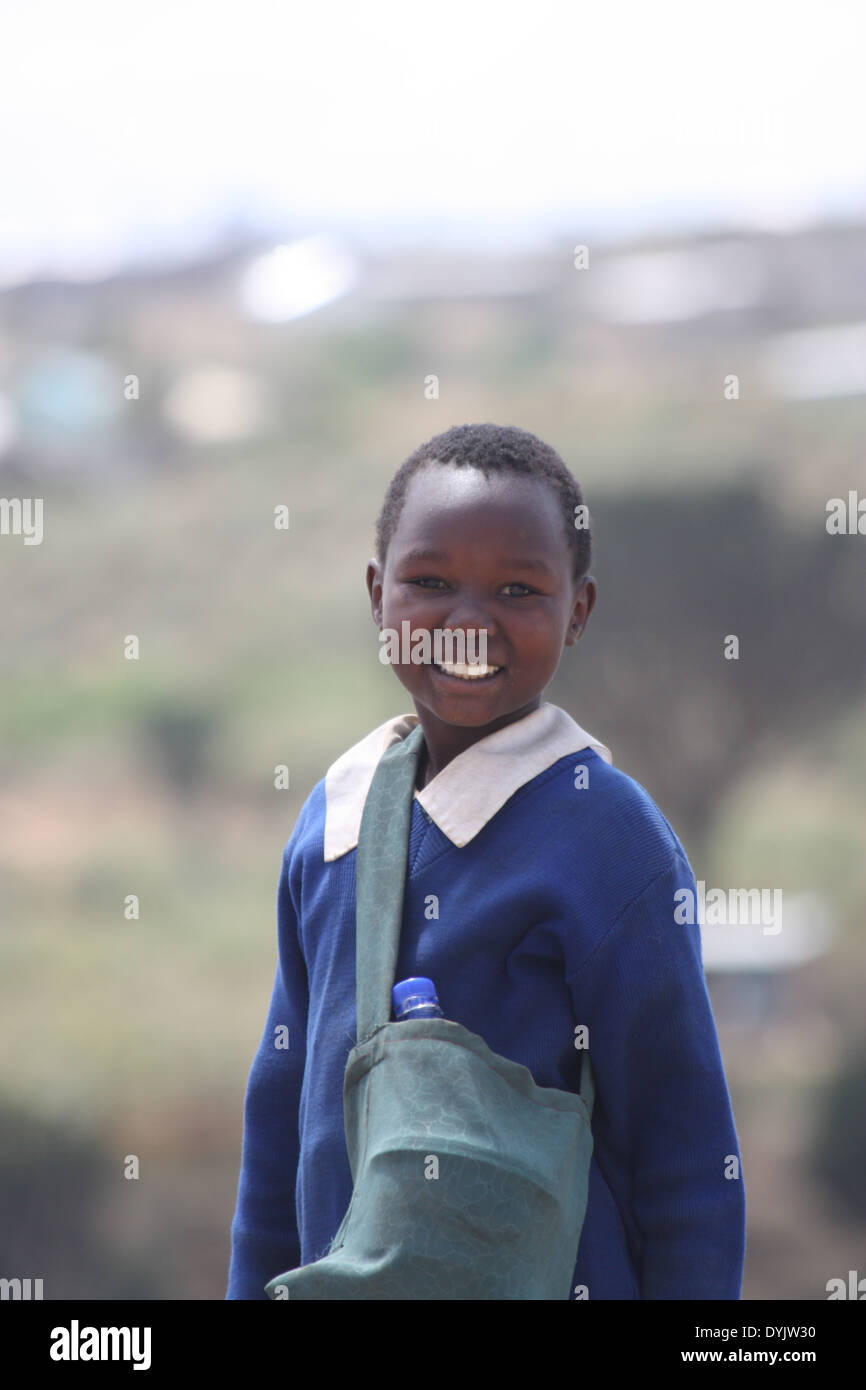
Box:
[437,662,501,679]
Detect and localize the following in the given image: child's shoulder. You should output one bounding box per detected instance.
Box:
[555,742,674,823]
[561,737,681,822]
[524,739,692,895]
[281,712,414,865]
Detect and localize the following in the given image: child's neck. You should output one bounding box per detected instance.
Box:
[412,699,542,789]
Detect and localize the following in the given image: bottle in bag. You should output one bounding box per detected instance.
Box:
[392,977,444,1020]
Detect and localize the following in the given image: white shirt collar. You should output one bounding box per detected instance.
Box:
[323,701,612,861]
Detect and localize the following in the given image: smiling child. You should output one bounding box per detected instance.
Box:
[226,421,746,1300]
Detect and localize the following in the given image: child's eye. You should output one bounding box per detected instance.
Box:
[409,577,448,589]
[501,582,534,597]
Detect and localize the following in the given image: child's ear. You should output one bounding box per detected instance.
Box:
[564,575,597,647]
[366,558,384,626]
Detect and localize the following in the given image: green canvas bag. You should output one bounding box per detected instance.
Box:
[265,722,595,1300]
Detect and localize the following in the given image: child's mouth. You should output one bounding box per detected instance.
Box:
[431,661,503,684]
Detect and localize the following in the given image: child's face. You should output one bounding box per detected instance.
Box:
[367,463,596,738]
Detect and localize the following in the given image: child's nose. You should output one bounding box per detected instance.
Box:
[440,595,498,639]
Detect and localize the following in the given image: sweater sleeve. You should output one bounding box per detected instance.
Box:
[225,835,309,1299]
[568,850,746,1300]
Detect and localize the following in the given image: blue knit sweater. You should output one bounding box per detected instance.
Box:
[226,709,745,1300]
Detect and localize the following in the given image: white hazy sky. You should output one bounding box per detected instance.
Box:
[1,0,865,280]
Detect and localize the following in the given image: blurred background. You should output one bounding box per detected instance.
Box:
[1,0,865,1301]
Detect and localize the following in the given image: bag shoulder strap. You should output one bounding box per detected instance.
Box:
[355,723,425,1044]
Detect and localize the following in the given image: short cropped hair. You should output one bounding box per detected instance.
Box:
[374,422,591,584]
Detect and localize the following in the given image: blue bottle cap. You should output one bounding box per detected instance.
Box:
[392,977,438,1016]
